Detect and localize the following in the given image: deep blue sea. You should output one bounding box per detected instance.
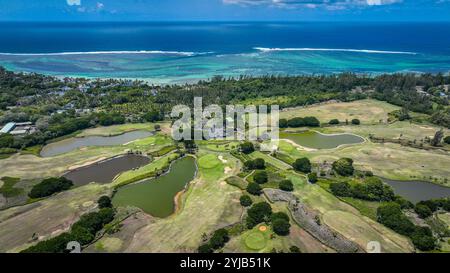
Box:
[0,22,450,83]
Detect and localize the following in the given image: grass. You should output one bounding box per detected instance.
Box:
[198,154,221,169]
[283,171,414,252]
[113,148,243,252]
[76,123,158,137]
[149,145,177,157]
[0,177,23,198]
[113,153,180,187]
[244,227,269,250]
[246,167,285,189]
[339,197,382,221]
[278,140,450,186]
[199,141,240,152]
[319,121,449,141]
[0,148,18,159]
[0,183,110,252]
[0,132,174,180]
[316,179,381,220]
[234,95,293,106]
[280,99,400,125]
[20,145,42,156]
[322,210,414,253]
[248,151,292,170]
[226,176,248,190]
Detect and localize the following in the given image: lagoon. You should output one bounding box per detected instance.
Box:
[63,154,150,187]
[112,156,197,218]
[40,130,153,157]
[383,179,450,204]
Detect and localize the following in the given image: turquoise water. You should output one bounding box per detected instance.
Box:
[1,22,450,83]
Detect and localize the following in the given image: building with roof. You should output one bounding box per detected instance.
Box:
[0,122,16,134]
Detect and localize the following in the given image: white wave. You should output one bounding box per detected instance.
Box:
[0,50,212,57]
[254,47,417,55]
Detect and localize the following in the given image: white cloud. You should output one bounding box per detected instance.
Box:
[66,0,81,6]
[97,2,104,9]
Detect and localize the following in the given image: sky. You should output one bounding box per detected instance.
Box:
[0,0,449,22]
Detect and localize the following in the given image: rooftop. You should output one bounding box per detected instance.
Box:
[0,122,16,134]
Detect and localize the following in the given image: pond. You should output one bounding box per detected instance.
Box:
[63,154,150,187]
[112,156,197,218]
[383,179,450,204]
[40,130,154,157]
[280,131,364,149]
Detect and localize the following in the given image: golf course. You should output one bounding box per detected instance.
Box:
[0,99,449,253]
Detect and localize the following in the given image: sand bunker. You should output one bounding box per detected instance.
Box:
[218,155,228,163]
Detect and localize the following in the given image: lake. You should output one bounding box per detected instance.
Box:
[383,179,450,204]
[63,154,150,187]
[280,131,364,149]
[112,156,197,218]
[40,130,154,157]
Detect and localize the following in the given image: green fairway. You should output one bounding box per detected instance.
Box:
[248,151,292,170]
[281,99,400,125]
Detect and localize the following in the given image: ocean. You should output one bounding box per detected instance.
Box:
[0,21,450,84]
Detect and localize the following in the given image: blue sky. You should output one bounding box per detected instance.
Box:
[0,0,449,21]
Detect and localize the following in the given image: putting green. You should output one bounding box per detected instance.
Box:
[198,154,221,169]
[245,231,267,250]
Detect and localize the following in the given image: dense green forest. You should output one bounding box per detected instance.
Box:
[0,67,449,149]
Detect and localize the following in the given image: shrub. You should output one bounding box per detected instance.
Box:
[29,177,74,199]
[22,208,116,253]
[351,119,361,125]
[287,117,320,127]
[279,119,288,128]
[244,158,265,170]
[288,117,305,128]
[411,227,436,251]
[272,218,291,236]
[330,182,352,197]
[308,173,318,183]
[97,196,112,209]
[240,142,255,154]
[303,117,320,127]
[246,182,262,196]
[417,200,440,212]
[293,157,311,173]
[271,212,289,222]
[394,195,414,209]
[253,158,266,169]
[414,204,433,219]
[444,136,450,145]
[332,158,354,176]
[253,171,268,184]
[70,226,95,245]
[329,119,340,125]
[240,195,253,207]
[377,203,415,236]
[246,202,272,228]
[290,246,301,253]
[279,179,294,192]
[198,244,213,253]
[352,177,395,202]
[209,229,229,250]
